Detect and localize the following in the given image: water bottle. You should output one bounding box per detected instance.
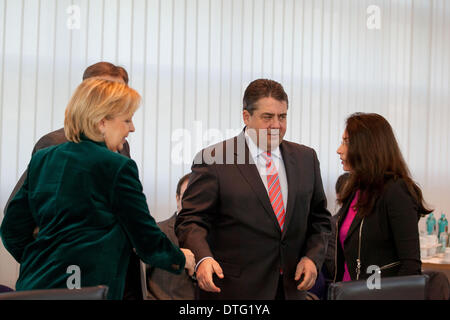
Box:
[438,213,448,253]
[426,212,436,235]
[438,213,448,238]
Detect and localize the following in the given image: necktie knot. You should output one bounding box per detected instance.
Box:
[262,152,272,167]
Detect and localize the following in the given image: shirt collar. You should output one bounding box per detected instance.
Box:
[244,127,282,160]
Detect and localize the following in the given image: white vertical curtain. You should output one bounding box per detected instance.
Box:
[0,0,448,289]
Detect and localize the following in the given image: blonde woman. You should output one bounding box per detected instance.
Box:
[1,79,195,299]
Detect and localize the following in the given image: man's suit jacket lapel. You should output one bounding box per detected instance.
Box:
[233,132,282,232]
[119,140,131,158]
[164,212,179,246]
[279,141,300,238]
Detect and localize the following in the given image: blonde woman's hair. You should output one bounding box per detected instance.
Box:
[64,78,141,143]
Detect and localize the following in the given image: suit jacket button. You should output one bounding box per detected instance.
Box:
[171,264,180,270]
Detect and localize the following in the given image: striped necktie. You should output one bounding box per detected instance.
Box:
[262,151,285,231]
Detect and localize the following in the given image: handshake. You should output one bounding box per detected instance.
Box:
[180,248,196,277]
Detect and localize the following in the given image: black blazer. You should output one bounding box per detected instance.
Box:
[176,131,332,299]
[326,178,422,282]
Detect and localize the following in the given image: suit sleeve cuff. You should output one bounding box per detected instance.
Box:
[195,256,214,272]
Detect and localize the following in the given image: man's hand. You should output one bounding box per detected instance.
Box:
[294,256,318,291]
[196,257,224,293]
[180,248,195,277]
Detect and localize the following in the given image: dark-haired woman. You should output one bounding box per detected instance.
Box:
[332,112,431,282]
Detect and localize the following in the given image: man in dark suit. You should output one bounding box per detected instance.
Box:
[175,79,332,300]
[3,62,142,300]
[143,173,197,300]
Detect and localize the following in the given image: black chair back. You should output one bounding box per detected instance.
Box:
[0,285,108,300]
[422,270,450,300]
[328,275,428,300]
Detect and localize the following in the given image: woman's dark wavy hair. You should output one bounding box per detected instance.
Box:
[337,112,432,218]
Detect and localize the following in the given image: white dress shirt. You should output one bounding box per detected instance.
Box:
[244,128,288,210]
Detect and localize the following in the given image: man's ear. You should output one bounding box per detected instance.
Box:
[243,110,250,125]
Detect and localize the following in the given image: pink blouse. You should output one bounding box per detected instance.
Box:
[339,191,359,282]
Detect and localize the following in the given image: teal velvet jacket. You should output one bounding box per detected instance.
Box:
[1,136,185,299]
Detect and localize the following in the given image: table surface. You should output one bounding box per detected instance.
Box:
[421,254,450,282]
[422,253,450,265]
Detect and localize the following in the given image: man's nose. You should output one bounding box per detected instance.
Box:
[271,117,281,128]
